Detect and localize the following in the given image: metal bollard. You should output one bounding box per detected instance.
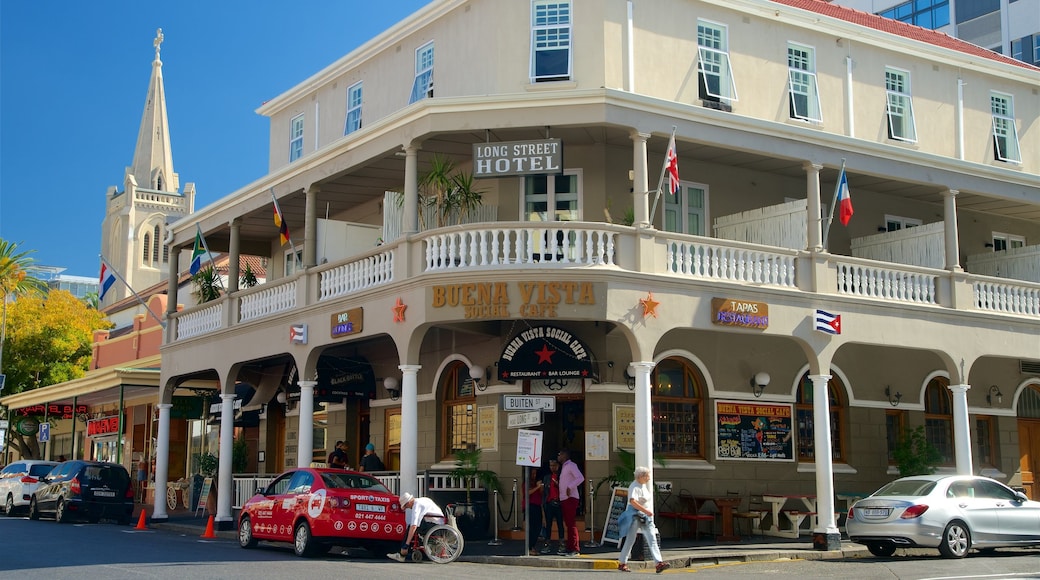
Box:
[584,479,599,547]
[511,478,522,530]
[487,489,503,546]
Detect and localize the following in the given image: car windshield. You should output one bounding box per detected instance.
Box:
[873,479,937,497]
[321,472,391,492]
[28,464,54,477]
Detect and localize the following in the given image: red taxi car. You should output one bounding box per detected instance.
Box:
[238,468,406,557]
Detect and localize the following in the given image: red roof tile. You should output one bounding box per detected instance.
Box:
[772,0,1039,72]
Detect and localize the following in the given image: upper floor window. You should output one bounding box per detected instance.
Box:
[992,232,1025,252]
[344,81,363,136]
[531,1,571,82]
[795,373,846,462]
[885,68,917,142]
[522,170,581,223]
[788,43,821,122]
[409,42,434,104]
[924,377,954,466]
[289,114,305,162]
[884,214,922,232]
[878,0,950,29]
[697,20,737,104]
[142,232,152,264]
[663,182,707,236]
[991,92,1021,163]
[152,224,161,264]
[651,357,705,459]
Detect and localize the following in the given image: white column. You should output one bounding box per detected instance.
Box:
[228,219,240,294]
[949,383,973,475]
[399,365,421,497]
[297,380,316,468]
[403,146,420,234]
[151,403,172,520]
[216,393,236,524]
[304,184,319,268]
[804,162,823,251]
[810,374,839,537]
[631,361,655,476]
[631,131,650,228]
[942,189,963,272]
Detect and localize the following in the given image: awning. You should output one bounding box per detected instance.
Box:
[208,383,261,427]
[288,355,376,403]
[0,354,161,412]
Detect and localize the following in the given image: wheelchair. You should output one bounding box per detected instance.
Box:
[406,503,465,564]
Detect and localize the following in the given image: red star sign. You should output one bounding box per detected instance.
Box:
[535,344,556,364]
[640,292,660,318]
[392,298,407,323]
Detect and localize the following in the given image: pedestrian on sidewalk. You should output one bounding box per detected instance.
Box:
[616,466,670,573]
[557,449,584,557]
[540,459,565,554]
[359,443,384,472]
[524,467,545,555]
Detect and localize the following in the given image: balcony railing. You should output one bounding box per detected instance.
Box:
[422,224,617,270]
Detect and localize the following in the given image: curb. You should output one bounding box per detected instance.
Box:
[460,546,863,569]
[152,521,238,541]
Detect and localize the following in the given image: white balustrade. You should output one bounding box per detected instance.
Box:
[835,261,938,304]
[319,250,395,300]
[974,278,1040,317]
[665,238,797,288]
[176,302,224,339]
[239,279,298,322]
[423,225,616,270]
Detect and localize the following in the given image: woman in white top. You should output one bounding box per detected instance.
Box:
[617,466,670,573]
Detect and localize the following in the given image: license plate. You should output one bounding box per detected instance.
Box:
[93,490,116,497]
[863,508,889,517]
[356,503,385,513]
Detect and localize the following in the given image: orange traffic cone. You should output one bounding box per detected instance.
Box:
[201,515,216,539]
[135,509,148,530]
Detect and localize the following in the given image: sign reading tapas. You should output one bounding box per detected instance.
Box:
[711,298,769,329]
[473,139,563,178]
[497,325,597,383]
[330,307,364,338]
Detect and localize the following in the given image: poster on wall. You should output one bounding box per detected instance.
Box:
[477,406,497,450]
[714,400,794,461]
[613,404,635,451]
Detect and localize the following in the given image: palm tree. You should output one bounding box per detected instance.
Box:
[0,239,46,380]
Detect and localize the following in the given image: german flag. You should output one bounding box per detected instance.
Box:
[272,193,290,246]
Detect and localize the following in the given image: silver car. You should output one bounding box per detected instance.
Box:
[847,474,1040,558]
[0,460,60,516]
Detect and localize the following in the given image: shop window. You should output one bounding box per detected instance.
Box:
[924,377,954,465]
[441,361,477,458]
[650,357,704,458]
[795,373,846,462]
[975,416,997,467]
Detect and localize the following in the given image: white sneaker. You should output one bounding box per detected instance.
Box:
[387,552,406,562]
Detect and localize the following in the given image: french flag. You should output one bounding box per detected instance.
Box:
[814,309,841,335]
[99,262,117,301]
[837,169,853,226]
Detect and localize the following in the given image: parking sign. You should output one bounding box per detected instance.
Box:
[38,422,50,443]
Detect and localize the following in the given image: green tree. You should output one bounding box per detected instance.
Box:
[1,239,47,376]
[893,425,943,476]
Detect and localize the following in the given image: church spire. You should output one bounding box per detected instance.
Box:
[129,28,177,192]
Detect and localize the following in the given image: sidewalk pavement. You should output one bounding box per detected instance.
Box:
[144,510,870,570]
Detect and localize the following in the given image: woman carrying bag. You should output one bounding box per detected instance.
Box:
[616,466,670,573]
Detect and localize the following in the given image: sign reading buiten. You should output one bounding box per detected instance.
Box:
[430,281,598,319]
[473,139,563,178]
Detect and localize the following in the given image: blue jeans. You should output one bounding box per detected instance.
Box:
[618,516,663,565]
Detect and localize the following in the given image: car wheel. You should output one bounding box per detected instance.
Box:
[4,494,15,516]
[238,516,258,548]
[55,499,68,523]
[866,542,896,557]
[938,521,971,559]
[28,498,40,520]
[293,522,316,557]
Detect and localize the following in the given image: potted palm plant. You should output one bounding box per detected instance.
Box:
[448,447,501,539]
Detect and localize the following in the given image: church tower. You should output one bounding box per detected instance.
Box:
[100,29,195,306]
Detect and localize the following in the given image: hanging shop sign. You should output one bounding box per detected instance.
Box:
[496,325,598,383]
[429,281,601,321]
[714,400,793,461]
[711,297,769,329]
[12,416,40,436]
[87,416,121,437]
[472,138,562,178]
[330,307,364,339]
[288,355,376,402]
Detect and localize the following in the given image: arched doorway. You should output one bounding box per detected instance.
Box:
[1016,385,1040,500]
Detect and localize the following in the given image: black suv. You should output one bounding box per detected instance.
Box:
[29,460,134,524]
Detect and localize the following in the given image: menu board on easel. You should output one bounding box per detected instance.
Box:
[195,477,213,516]
[715,400,794,461]
[601,486,629,546]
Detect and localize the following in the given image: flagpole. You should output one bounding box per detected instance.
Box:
[195,224,225,290]
[648,126,677,228]
[99,254,166,329]
[822,158,846,252]
[271,189,302,272]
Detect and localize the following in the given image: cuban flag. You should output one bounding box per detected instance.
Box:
[665,133,680,194]
[98,262,117,301]
[814,309,841,335]
[289,324,307,345]
[837,169,853,226]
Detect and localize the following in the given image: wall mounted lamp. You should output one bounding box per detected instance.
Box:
[750,372,770,398]
[624,368,635,390]
[987,385,1004,406]
[470,364,491,392]
[384,376,400,401]
[885,386,902,407]
[984,242,995,248]
[276,391,287,405]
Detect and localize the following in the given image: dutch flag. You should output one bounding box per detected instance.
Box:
[99,262,117,301]
[814,309,841,335]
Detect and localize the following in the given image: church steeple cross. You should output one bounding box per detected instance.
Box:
[154,28,163,61]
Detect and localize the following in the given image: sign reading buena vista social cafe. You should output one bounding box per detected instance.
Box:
[473,139,563,178]
[430,281,598,320]
[497,325,598,383]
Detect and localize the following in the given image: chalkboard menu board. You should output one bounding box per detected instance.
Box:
[601,486,629,546]
[715,400,794,461]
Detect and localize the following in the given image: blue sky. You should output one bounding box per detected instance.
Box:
[0,0,431,278]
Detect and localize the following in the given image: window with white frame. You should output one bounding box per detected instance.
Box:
[531,1,571,82]
[663,182,707,236]
[991,92,1021,163]
[992,232,1025,252]
[409,42,434,104]
[884,215,922,232]
[885,68,917,142]
[696,20,737,103]
[788,43,821,122]
[289,114,305,162]
[522,170,581,258]
[284,248,303,277]
[344,81,362,136]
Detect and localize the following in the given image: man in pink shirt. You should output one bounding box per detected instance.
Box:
[557,449,584,556]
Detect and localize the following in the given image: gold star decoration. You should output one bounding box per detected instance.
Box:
[640,292,660,318]
[392,298,407,323]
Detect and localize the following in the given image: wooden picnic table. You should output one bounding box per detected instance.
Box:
[761,494,817,538]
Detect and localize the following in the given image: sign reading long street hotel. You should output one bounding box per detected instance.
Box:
[473,139,563,178]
